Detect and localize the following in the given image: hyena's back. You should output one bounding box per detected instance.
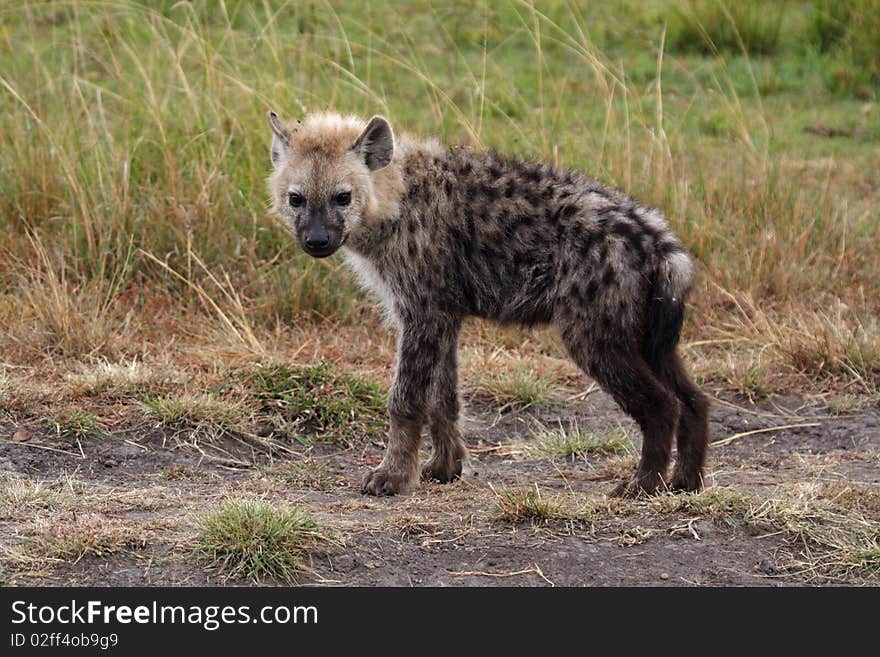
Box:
[383,147,692,337]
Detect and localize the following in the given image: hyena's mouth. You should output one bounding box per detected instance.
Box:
[302,242,339,259]
[302,233,347,259]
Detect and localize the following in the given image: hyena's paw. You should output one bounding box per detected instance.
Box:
[420,455,463,484]
[610,472,663,499]
[669,467,703,493]
[361,465,416,496]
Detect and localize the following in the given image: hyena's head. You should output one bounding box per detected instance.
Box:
[266,111,394,258]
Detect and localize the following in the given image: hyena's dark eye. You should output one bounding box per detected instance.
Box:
[334,191,352,206]
[289,192,305,208]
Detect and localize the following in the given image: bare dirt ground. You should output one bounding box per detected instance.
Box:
[2,381,878,587]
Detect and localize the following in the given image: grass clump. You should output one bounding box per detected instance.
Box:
[495,486,631,525]
[243,361,387,447]
[654,487,757,526]
[46,408,105,440]
[495,487,564,523]
[0,478,63,517]
[66,359,175,398]
[528,423,633,461]
[277,458,343,492]
[26,515,145,562]
[160,466,208,481]
[141,391,251,436]
[192,500,322,583]
[807,0,880,97]
[475,364,556,412]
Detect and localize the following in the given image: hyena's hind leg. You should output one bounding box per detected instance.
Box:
[651,351,709,492]
[559,324,680,497]
[422,323,467,483]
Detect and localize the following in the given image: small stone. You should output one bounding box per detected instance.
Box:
[660,572,669,581]
[12,428,31,443]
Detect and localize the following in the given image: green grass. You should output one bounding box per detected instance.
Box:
[667,0,788,56]
[141,391,252,436]
[494,485,631,524]
[191,500,322,583]
[0,0,877,393]
[494,487,566,523]
[527,423,633,461]
[241,361,387,446]
[475,364,557,411]
[46,408,105,440]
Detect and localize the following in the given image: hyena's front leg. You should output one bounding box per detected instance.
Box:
[361,324,441,496]
[422,323,466,483]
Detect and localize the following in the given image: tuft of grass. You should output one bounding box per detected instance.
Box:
[46,408,104,440]
[475,364,557,412]
[654,487,757,526]
[141,391,252,437]
[780,310,880,393]
[494,486,565,523]
[689,299,880,395]
[807,0,880,98]
[0,478,62,517]
[9,236,131,358]
[824,393,863,415]
[241,362,386,447]
[816,481,880,519]
[527,423,633,461]
[26,515,146,562]
[0,371,15,414]
[191,500,322,583]
[494,486,632,525]
[66,359,176,398]
[382,514,439,540]
[270,458,345,492]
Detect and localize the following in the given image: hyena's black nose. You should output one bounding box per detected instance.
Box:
[305,232,330,251]
[306,236,330,250]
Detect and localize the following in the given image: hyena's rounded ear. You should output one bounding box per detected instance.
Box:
[267,110,291,167]
[351,115,394,171]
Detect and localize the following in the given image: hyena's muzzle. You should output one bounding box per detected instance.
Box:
[298,204,344,258]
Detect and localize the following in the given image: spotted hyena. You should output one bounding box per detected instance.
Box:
[266,110,709,498]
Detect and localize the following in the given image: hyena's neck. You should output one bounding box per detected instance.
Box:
[348,136,445,259]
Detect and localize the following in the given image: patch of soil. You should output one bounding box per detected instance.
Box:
[1,389,878,587]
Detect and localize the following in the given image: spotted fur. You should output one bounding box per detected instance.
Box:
[267,111,710,497]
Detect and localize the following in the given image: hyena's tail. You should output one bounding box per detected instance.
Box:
[643,249,694,373]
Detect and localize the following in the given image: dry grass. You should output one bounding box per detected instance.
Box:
[65,358,180,398]
[493,485,631,525]
[24,514,146,562]
[654,483,880,580]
